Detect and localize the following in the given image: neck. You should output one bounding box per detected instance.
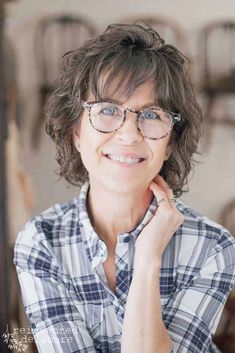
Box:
[87,180,153,248]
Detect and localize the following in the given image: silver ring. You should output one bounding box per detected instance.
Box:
[156,198,166,206]
[168,198,177,203]
[157,197,176,207]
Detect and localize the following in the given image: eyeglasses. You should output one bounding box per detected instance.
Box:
[81,100,182,140]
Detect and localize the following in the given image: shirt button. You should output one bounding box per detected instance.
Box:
[123,235,131,243]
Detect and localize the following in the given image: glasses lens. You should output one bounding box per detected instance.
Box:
[138,109,172,139]
[90,102,123,132]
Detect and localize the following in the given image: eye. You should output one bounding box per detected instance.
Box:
[141,110,161,120]
[100,105,121,117]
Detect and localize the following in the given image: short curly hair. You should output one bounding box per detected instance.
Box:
[46,23,203,198]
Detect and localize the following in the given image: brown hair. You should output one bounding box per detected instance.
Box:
[46,23,203,198]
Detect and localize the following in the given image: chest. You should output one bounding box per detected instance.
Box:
[103,253,117,294]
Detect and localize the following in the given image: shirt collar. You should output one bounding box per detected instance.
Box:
[78,181,158,269]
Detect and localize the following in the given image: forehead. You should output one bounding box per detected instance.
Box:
[88,77,157,107]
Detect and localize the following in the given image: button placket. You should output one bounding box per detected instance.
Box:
[115,237,132,306]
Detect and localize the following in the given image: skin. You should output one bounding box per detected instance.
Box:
[73,81,173,244]
[122,175,184,353]
[73,80,184,352]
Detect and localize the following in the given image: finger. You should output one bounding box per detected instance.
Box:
[155,175,172,191]
[149,180,171,209]
[150,176,176,209]
[155,175,176,202]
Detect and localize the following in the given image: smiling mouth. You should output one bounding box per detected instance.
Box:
[105,154,146,164]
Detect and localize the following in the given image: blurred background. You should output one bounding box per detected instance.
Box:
[0,0,235,352]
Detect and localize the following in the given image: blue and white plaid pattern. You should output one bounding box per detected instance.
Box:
[14,182,235,353]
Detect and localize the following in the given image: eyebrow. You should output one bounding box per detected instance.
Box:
[97,97,159,110]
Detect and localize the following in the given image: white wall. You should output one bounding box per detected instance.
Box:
[5,0,235,224]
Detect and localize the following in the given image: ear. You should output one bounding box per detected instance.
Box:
[164,143,172,161]
[73,129,80,152]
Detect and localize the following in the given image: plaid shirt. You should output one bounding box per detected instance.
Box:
[14,181,235,353]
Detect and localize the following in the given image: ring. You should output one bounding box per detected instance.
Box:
[157,197,177,206]
[157,198,166,206]
[168,198,177,203]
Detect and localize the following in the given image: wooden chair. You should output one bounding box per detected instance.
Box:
[199,20,235,151]
[32,14,98,148]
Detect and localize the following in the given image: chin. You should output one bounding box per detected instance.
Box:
[88,165,155,195]
[101,177,149,195]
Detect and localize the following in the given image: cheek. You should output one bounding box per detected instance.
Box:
[149,140,170,161]
[79,131,106,168]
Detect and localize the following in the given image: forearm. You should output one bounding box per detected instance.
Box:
[121,260,173,353]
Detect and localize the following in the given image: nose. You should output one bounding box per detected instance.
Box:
[115,111,143,144]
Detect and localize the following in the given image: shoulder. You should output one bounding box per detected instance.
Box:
[17,197,80,242]
[172,199,235,269]
[176,198,234,241]
[14,197,82,273]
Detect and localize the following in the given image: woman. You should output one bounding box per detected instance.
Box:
[14,23,235,353]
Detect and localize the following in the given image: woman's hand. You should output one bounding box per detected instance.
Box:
[134,175,184,270]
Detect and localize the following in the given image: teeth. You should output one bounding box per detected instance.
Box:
[107,154,142,164]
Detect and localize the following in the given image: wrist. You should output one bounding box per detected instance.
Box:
[133,255,161,278]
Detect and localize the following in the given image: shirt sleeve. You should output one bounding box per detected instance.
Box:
[163,230,235,353]
[14,220,97,353]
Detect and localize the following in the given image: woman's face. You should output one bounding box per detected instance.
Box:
[73,81,172,194]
